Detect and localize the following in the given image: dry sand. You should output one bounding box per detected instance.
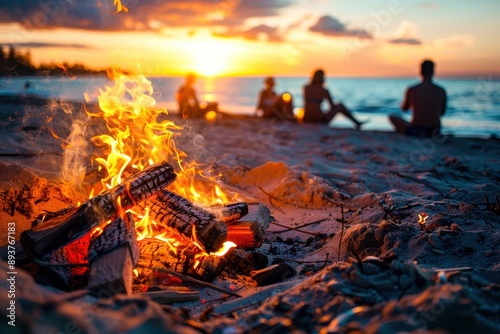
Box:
[1,101,499,333]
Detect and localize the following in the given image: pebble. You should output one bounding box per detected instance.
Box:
[428,233,443,248]
[432,248,446,255]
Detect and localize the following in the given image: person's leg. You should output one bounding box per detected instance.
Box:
[335,103,364,129]
[323,109,338,123]
[389,115,409,134]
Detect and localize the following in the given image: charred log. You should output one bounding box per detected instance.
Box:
[136,238,225,282]
[143,190,228,253]
[206,202,249,224]
[87,213,139,297]
[227,203,271,248]
[21,161,175,259]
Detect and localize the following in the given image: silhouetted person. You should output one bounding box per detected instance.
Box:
[303,69,364,129]
[256,77,294,120]
[389,60,447,136]
[176,73,202,118]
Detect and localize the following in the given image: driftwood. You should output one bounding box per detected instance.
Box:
[227,203,271,248]
[136,238,225,282]
[21,161,176,259]
[143,190,228,253]
[87,213,139,297]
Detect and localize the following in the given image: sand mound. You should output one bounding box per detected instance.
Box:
[226,161,346,208]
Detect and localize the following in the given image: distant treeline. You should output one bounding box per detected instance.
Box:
[0,45,109,77]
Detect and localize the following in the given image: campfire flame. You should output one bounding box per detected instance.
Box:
[84,69,235,261]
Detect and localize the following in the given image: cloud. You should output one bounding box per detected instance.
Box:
[309,15,371,39]
[0,0,297,30]
[389,21,422,46]
[389,38,422,45]
[214,24,283,42]
[433,34,474,49]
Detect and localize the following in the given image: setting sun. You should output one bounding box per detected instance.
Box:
[192,49,227,77]
[178,37,237,77]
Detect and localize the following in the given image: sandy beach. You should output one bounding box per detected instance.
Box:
[1,98,499,333]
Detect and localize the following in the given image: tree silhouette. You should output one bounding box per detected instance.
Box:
[0,45,108,77]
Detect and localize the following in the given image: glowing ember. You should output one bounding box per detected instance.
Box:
[417,212,428,225]
[113,0,128,13]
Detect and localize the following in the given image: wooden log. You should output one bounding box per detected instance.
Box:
[250,263,297,286]
[136,238,225,282]
[87,213,139,297]
[143,189,227,253]
[38,234,90,291]
[206,202,249,224]
[141,288,200,304]
[227,203,271,248]
[21,161,176,259]
[88,213,139,263]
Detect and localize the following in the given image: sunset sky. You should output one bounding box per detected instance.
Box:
[0,0,499,77]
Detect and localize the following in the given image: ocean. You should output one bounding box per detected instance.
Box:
[1,75,499,138]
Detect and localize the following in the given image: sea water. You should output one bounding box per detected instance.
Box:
[1,75,499,138]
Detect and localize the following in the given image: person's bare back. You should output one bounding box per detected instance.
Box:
[403,81,446,128]
[389,59,447,136]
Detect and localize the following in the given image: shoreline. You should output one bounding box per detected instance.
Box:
[1,95,499,140]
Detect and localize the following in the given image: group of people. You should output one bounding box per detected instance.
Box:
[177,59,447,137]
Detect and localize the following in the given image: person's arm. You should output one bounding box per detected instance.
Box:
[256,90,264,112]
[325,89,335,111]
[401,88,410,111]
[441,89,447,116]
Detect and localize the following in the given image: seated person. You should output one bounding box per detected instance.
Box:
[176,73,218,119]
[389,59,447,137]
[303,69,364,129]
[256,77,295,121]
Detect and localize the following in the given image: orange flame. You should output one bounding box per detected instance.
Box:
[85,69,236,265]
[113,0,128,13]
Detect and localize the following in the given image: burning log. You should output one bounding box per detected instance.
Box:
[227,203,271,248]
[136,238,225,282]
[206,202,249,224]
[87,213,139,297]
[143,190,228,253]
[36,214,139,292]
[38,235,90,291]
[21,161,176,259]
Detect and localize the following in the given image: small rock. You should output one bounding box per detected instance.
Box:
[428,233,443,248]
[432,248,446,255]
